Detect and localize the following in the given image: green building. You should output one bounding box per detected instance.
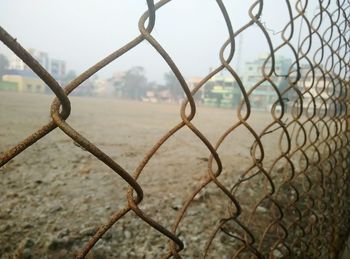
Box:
[202,75,241,108]
[243,54,292,110]
[0,80,18,91]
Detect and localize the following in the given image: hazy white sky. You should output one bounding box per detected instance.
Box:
[0,0,320,82]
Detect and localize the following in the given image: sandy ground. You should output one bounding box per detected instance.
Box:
[0,91,320,258]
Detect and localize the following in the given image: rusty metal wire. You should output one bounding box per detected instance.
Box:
[1,0,350,258]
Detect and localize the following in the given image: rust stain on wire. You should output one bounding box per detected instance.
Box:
[1,0,349,258]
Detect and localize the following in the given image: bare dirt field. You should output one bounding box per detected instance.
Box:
[0,91,290,258]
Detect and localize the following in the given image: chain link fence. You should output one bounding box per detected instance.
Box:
[1,0,350,258]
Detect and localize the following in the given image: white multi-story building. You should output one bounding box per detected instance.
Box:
[9,55,27,70]
[242,54,292,110]
[50,59,66,80]
[3,48,67,93]
[243,53,292,90]
[9,48,65,80]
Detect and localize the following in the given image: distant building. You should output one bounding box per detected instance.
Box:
[9,55,27,70]
[142,84,172,103]
[0,80,18,91]
[294,64,337,114]
[2,48,67,93]
[9,48,50,72]
[93,78,116,97]
[34,49,50,71]
[9,48,66,80]
[186,77,202,91]
[199,55,293,110]
[143,90,158,103]
[2,74,46,93]
[243,54,292,88]
[50,59,66,80]
[202,74,241,108]
[242,54,292,110]
[185,77,202,102]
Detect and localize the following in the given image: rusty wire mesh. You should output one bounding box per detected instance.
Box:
[1,0,350,258]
